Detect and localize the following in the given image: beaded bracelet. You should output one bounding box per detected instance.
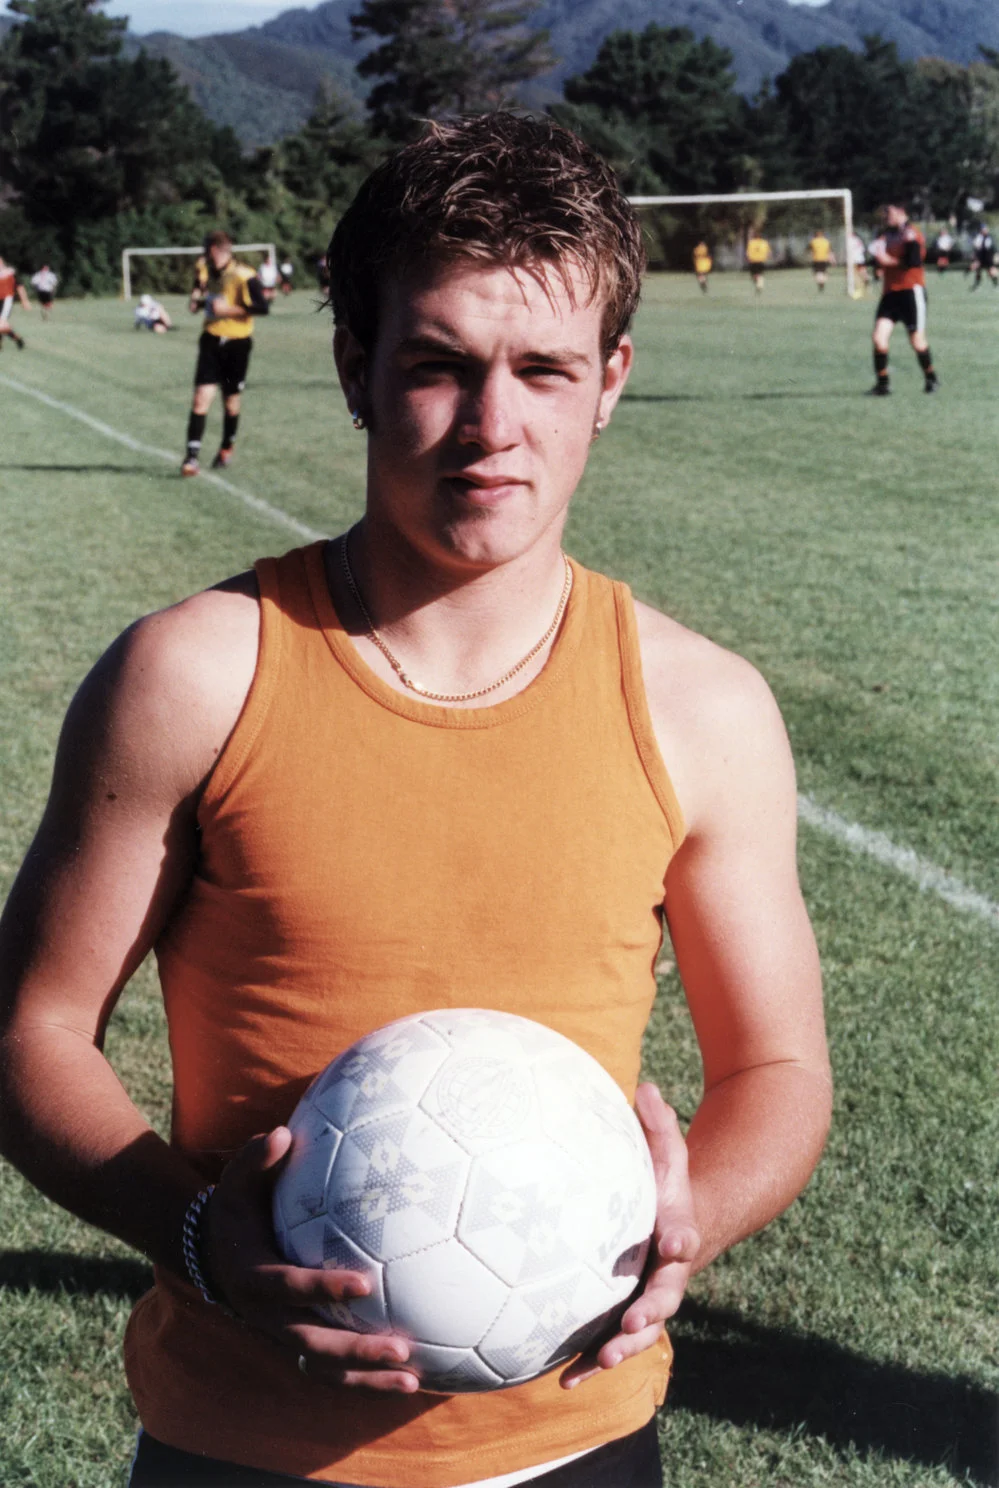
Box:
[180,1184,226,1308]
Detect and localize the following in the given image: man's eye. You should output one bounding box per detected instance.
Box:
[522,365,570,381]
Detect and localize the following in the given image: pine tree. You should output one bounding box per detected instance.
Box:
[351,0,553,142]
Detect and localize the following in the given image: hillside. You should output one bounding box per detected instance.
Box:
[6,0,998,147]
[121,29,362,148]
[258,0,999,97]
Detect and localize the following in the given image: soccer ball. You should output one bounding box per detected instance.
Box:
[271,1008,657,1393]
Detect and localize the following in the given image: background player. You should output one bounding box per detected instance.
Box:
[133,293,172,333]
[746,229,770,292]
[30,263,58,318]
[933,226,954,274]
[182,230,270,476]
[0,253,31,349]
[693,239,712,292]
[969,222,998,289]
[848,230,869,297]
[808,229,835,291]
[868,202,938,396]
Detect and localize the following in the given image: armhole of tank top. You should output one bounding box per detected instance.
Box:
[613,583,687,856]
[198,557,281,820]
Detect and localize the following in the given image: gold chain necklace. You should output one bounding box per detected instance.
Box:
[339,533,573,704]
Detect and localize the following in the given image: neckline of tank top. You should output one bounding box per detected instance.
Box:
[303,539,591,730]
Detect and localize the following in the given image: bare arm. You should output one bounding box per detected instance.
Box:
[565,608,830,1386]
[0,585,258,1271]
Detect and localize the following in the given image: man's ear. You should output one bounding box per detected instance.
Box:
[596,335,634,429]
[333,325,368,418]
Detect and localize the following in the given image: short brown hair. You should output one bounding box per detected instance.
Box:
[203,229,233,252]
[327,113,645,360]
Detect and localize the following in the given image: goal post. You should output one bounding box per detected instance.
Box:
[121,243,277,300]
[628,189,856,297]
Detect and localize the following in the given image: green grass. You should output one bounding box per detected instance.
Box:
[1,272,997,1487]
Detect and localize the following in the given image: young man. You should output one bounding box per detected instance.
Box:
[868,203,937,395]
[745,230,770,292]
[30,263,58,318]
[0,115,830,1488]
[692,240,712,293]
[933,227,954,274]
[969,223,998,289]
[807,230,835,291]
[0,254,31,349]
[182,230,271,477]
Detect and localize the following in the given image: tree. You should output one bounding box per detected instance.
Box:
[552,25,749,198]
[756,36,993,216]
[0,0,246,235]
[351,0,553,142]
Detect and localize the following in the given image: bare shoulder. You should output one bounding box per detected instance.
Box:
[64,571,260,805]
[633,599,795,837]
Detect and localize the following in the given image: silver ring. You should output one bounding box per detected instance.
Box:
[297,1352,308,1376]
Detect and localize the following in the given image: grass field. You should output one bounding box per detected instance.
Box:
[1,268,997,1488]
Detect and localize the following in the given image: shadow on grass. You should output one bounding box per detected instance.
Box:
[1,463,174,477]
[669,1299,998,1486]
[0,1249,152,1299]
[620,391,860,403]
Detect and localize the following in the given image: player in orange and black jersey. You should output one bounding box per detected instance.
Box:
[181,230,271,476]
[0,254,31,350]
[867,203,938,396]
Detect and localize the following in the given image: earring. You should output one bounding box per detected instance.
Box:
[592,418,605,441]
[351,409,366,431]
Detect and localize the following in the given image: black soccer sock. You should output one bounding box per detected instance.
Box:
[916,348,934,376]
[186,412,206,459]
[221,411,240,450]
[873,350,889,382]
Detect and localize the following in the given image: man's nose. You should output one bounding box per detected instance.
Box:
[456,372,517,450]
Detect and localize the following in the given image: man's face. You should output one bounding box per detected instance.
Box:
[208,242,232,272]
[336,257,632,572]
[883,206,907,230]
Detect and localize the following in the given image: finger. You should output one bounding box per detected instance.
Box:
[657,1222,701,1265]
[635,1085,687,1174]
[340,1368,421,1393]
[291,1321,411,1368]
[264,1263,373,1307]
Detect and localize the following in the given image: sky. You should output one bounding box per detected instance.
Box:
[4,0,830,38]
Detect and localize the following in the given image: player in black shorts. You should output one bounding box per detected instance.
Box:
[181,231,270,477]
[868,203,937,395]
[969,225,998,290]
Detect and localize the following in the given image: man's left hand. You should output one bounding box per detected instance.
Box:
[560,1082,699,1389]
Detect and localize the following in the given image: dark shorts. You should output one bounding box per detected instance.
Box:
[37,290,54,305]
[811,261,829,274]
[194,332,252,396]
[128,1419,663,1487]
[977,249,995,268]
[746,261,766,274]
[875,287,927,334]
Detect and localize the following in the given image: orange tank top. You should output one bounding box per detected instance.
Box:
[124,542,685,1486]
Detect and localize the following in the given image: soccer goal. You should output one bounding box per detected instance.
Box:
[628,189,856,296]
[121,243,277,300]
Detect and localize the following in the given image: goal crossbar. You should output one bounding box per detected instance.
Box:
[121,243,277,299]
[628,190,855,296]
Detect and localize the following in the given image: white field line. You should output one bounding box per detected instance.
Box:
[798,795,999,927]
[0,372,324,543]
[5,372,996,928]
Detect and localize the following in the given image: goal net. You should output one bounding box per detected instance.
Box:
[628,190,857,296]
[121,243,277,299]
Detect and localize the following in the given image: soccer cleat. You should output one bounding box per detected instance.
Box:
[15,334,25,349]
[181,457,200,477]
[866,381,891,396]
[211,447,233,469]
[924,374,939,393]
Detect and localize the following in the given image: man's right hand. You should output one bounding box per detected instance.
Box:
[204,1127,421,1393]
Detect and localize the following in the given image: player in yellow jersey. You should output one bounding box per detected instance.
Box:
[808,230,835,291]
[745,230,770,292]
[692,240,712,293]
[181,231,271,477]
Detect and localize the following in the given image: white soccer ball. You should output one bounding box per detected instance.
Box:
[272,1008,657,1394]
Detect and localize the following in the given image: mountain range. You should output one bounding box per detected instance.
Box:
[4,1,998,147]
